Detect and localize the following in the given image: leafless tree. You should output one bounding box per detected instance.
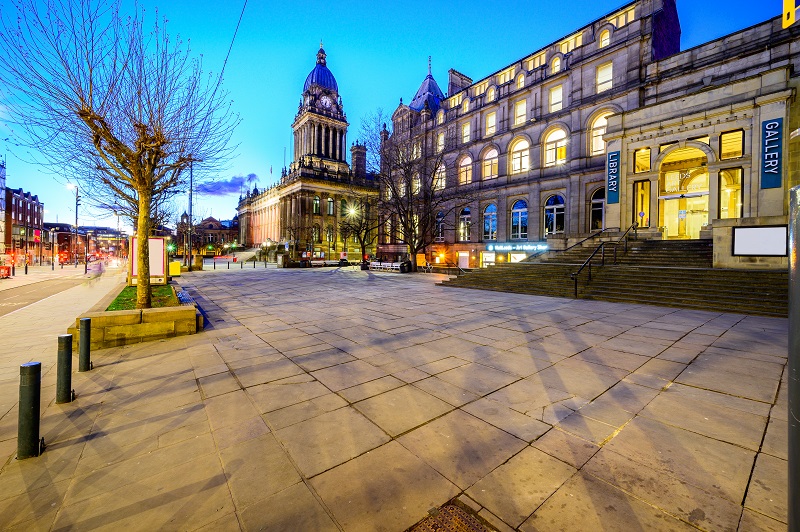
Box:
[0,0,238,307]
[338,193,379,263]
[361,109,481,271]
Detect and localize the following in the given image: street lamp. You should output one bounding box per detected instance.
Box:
[50,228,55,270]
[67,183,80,267]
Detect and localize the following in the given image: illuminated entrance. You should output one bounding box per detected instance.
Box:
[658,147,708,239]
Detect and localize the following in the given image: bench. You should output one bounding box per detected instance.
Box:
[368,262,401,272]
[310,260,343,267]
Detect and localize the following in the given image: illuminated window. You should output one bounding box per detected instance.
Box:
[434,164,446,190]
[549,85,563,113]
[544,194,565,234]
[545,129,567,166]
[689,135,710,145]
[526,53,545,70]
[474,81,488,96]
[497,67,514,85]
[590,112,612,156]
[551,57,561,74]
[412,174,421,195]
[659,142,677,153]
[596,62,613,93]
[458,208,471,242]
[516,73,525,89]
[720,130,744,159]
[462,99,469,113]
[590,188,605,230]
[448,93,463,109]
[486,87,496,102]
[482,148,498,179]
[510,200,528,239]
[461,122,471,144]
[510,138,530,174]
[719,168,743,219]
[483,204,497,240]
[327,198,334,215]
[559,33,582,54]
[514,100,527,126]
[458,156,473,184]
[599,29,610,47]
[313,196,320,214]
[412,141,421,159]
[485,112,496,136]
[436,132,444,152]
[634,148,651,173]
[436,110,445,125]
[608,7,635,28]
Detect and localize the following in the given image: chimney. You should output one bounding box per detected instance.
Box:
[351,142,367,178]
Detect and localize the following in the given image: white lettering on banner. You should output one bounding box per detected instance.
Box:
[608,160,618,192]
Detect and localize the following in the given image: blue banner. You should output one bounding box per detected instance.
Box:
[761,118,783,189]
[606,151,620,204]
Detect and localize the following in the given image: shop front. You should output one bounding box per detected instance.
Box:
[483,242,548,267]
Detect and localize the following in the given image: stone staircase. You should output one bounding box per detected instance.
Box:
[441,239,788,317]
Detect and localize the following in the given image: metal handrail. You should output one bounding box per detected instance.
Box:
[561,228,610,253]
[570,223,638,298]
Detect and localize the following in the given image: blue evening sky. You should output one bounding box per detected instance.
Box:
[0,0,784,231]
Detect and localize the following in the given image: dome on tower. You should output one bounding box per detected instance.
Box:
[303,46,338,93]
[409,59,444,114]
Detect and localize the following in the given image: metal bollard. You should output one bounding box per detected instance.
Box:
[213,260,216,270]
[79,318,92,372]
[56,334,74,403]
[17,362,44,459]
[240,260,243,269]
[253,260,256,268]
[789,185,799,532]
[227,261,230,269]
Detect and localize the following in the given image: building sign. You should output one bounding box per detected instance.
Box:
[606,151,620,204]
[486,243,548,252]
[761,118,783,189]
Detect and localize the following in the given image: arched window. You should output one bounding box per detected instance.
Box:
[516,73,525,89]
[341,199,347,213]
[482,148,498,179]
[462,99,469,113]
[590,112,613,156]
[511,200,528,239]
[458,156,473,185]
[599,29,610,48]
[590,188,605,230]
[458,208,471,242]
[436,110,445,125]
[544,129,567,167]
[435,211,445,242]
[544,195,565,235]
[551,56,561,74]
[434,164,446,190]
[509,138,530,174]
[313,196,320,214]
[483,204,497,240]
[486,87,496,102]
[327,197,334,215]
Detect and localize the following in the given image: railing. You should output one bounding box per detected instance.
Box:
[570,223,637,298]
[521,228,608,263]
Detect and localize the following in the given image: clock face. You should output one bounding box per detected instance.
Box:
[320,95,332,109]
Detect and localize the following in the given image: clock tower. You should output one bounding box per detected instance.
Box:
[292,45,349,174]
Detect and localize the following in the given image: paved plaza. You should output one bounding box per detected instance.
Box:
[0,265,790,530]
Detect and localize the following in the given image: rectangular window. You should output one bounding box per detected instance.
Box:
[659,142,676,153]
[474,81,488,96]
[482,156,498,179]
[634,148,651,173]
[485,112,496,136]
[525,53,545,70]
[461,122,471,144]
[436,132,444,152]
[719,168,743,219]
[720,130,744,159]
[689,135,710,145]
[496,67,514,85]
[559,33,583,54]
[448,94,463,109]
[549,85,563,113]
[514,100,526,126]
[633,180,650,227]
[434,166,446,190]
[596,62,613,93]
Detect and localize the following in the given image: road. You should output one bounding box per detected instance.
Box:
[0,278,86,317]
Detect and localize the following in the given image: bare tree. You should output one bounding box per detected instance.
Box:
[338,193,379,264]
[361,109,480,271]
[0,0,238,307]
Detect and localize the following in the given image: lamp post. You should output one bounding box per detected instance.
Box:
[50,229,55,270]
[67,184,79,267]
[84,230,90,274]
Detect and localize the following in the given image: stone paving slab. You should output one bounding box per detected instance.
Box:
[0,267,790,530]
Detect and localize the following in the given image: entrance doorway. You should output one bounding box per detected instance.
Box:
[657,147,709,239]
[457,251,470,269]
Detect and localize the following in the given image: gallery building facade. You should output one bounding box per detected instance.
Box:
[382,0,798,269]
[237,47,379,261]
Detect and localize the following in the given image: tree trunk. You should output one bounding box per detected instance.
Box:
[136,192,152,309]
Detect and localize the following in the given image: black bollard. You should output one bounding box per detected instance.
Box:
[24,263,28,275]
[56,334,74,403]
[17,362,44,459]
[227,261,230,269]
[213,260,216,270]
[240,260,243,269]
[11,263,15,276]
[253,260,255,268]
[79,318,92,372]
